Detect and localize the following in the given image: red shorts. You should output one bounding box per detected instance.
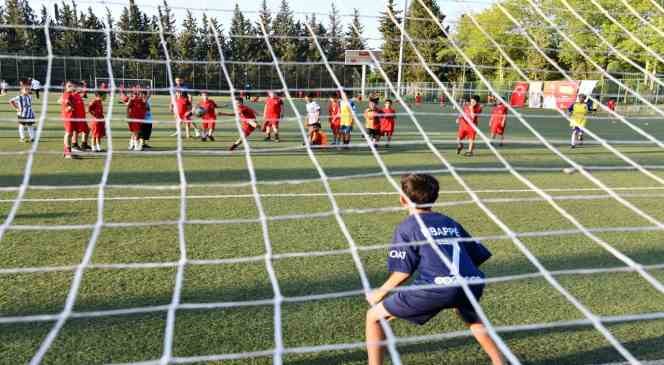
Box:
[179,114,192,125]
[64,120,89,134]
[202,120,216,130]
[458,128,476,140]
[330,121,341,133]
[90,121,106,138]
[264,119,280,129]
[128,121,142,133]
[380,120,395,135]
[490,125,505,135]
[242,125,256,137]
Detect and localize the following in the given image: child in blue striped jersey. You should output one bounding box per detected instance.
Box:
[9,84,36,143]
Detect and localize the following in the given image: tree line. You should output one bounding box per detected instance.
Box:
[0,0,658,89]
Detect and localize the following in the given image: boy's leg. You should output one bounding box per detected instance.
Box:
[570,128,577,147]
[273,126,279,142]
[456,138,463,154]
[469,322,505,365]
[229,137,243,151]
[365,303,394,365]
[468,137,475,155]
[17,123,25,141]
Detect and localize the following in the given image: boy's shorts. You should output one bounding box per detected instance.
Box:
[18,116,35,126]
[383,284,484,325]
[457,128,476,141]
[340,125,352,135]
[368,128,380,139]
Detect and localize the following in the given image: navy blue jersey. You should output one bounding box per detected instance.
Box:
[387,212,491,292]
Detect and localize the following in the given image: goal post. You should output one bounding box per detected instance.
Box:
[345,50,382,99]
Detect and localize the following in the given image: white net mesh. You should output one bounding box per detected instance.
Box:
[0,0,663,364]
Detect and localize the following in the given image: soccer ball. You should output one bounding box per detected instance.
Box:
[194,106,207,117]
[562,167,576,175]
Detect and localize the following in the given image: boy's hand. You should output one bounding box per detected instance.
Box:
[366,289,385,306]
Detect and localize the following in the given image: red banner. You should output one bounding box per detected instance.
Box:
[510,82,529,108]
[543,81,580,110]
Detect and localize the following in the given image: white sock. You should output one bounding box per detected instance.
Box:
[27,127,35,140]
[18,125,25,140]
[571,131,576,146]
[96,142,101,151]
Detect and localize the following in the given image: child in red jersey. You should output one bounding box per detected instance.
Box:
[127,91,148,151]
[219,97,261,151]
[415,92,423,106]
[263,91,283,142]
[88,92,106,152]
[61,81,77,158]
[175,90,199,139]
[328,94,341,145]
[456,95,482,157]
[197,91,218,141]
[379,99,397,147]
[72,83,91,152]
[488,101,508,147]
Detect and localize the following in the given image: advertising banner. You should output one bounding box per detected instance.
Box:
[578,80,599,97]
[510,81,529,108]
[528,81,544,108]
[543,81,580,109]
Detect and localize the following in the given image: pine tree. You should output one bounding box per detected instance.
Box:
[253,0,272,62]
[116,0,148,59]
[177,10,198,79]
[305,14,327,62]
[3,0,27,53]
[379,0,402,80]
[228,4,252,62]
[53,1,80,57]
[104,7,117,51]
[404,0,449,81]
[344,8,365,50]
[326,2,344,61]
[147,16,162,60]
[272,0,299,61]
[79,7,104,57]
[157,0,176,54]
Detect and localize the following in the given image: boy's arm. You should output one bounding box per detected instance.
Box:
[367,271,411,306]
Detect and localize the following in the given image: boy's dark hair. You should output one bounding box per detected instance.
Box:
[307,92,315,99]
[235,96,244,104]
[385,99,393,104]
[94,91,102,97]
[401,173,439,207]
[471,95,481,103]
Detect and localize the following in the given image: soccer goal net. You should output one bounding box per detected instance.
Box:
[1,0,663,365]
[94,77,154,92]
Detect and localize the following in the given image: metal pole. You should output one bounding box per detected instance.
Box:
[396,0,409,97]
[361,64,367,99]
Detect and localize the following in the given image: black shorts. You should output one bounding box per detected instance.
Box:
[308,123,321,130]
[368,128,380,139]
[383,284,484,325]
[18,116,35,126]
[140,123,153,140]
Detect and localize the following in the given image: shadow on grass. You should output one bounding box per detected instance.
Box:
[285,325,664,365]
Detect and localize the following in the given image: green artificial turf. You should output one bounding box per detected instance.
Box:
[0,93,663,364]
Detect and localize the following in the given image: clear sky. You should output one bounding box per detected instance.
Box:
[33,0,493,46]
